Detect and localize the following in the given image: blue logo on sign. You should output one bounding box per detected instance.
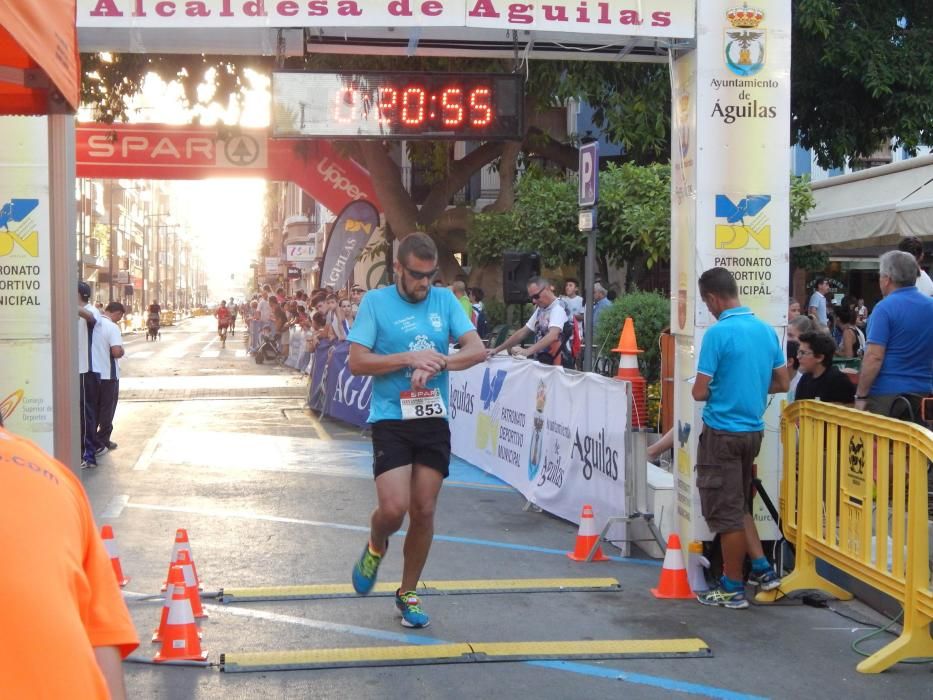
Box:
[480,368,507,410]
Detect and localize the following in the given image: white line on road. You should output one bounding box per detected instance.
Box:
[132,404,182,471]
[100,494,130,519]
[129,350,154,360]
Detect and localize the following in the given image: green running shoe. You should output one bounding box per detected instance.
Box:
[351,541,385,595]
[395,589,430,628]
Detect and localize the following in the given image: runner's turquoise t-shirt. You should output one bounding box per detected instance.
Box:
[348,285,475,423]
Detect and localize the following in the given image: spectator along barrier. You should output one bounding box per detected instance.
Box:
[773,400,933,673]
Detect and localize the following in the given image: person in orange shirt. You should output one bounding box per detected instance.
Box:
[0,416,139,698]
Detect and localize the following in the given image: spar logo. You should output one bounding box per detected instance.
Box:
[714,194,771,250]
[0,199,40,258]
[474,367,506,453]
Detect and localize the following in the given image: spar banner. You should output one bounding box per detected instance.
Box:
[320,200,379,291]
[449,357,629,531]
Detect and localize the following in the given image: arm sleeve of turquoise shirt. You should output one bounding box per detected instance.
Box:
[696,328,720,377]
[346,293,376,349]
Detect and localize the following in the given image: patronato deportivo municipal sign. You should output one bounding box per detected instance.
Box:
[77,0,696,59]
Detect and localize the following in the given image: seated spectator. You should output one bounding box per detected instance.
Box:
[794,331,856,404]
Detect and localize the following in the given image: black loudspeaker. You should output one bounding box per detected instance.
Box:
[502,251,541,304]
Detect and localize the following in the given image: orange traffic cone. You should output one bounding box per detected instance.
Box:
[650,533,694,599]
[567,504,609,562]
[162,529,201,591]
[153,564,202,643]
[611,317,647,429]
[101,525,130,587]
[153,564,208,664]
[176,549,207,619]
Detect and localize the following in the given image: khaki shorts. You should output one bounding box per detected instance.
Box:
[695,426,763,533]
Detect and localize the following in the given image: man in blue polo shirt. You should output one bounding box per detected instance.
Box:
[855,250,933,418]
[691,267,789,609]
[347,232,486,628]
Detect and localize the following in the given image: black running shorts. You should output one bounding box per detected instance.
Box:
[371,418,451,479]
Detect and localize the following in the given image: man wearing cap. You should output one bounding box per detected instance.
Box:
[77,282,102,468]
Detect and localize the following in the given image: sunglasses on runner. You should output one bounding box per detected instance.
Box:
[529,290,543,301]
[403,265,439,281]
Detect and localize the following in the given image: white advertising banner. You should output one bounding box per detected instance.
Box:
[0,118,55,453]
[694,0,791,328]
[77,0,695,37]
[449,357,628,533]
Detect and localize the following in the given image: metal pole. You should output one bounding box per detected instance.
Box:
[49,113,79,469]
[108,179,114,302]
[583,228,596,372]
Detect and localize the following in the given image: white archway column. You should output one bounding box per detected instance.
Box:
[670,1,791,542]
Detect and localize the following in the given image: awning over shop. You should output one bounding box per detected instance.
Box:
[0,0,80,114]
[793,155,933,252]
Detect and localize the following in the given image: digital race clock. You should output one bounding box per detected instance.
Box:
[272,71,524,141]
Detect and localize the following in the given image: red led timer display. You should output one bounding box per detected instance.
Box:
[273,71,523,140]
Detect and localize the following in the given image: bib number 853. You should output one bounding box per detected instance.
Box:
[414,403,443,417]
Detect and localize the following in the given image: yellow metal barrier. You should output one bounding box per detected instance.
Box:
[160,311,175,326]
[771,400,932,673]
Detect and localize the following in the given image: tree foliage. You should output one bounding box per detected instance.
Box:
[792,1,933,168]
[469,163,671,270]
[593,291,670,383]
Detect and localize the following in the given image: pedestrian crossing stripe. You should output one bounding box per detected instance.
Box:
[219,578,621,603]
[220,638,711,672]
[200,351,220,358]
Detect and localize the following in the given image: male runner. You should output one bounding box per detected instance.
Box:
[214,300,231,347]
[347,232,486,628]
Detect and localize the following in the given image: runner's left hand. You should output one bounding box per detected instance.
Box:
[411,368,435,390]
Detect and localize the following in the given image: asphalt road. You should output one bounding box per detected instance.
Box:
[79,316,930,699]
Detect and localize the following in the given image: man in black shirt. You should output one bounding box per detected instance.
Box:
[794,331,856,404]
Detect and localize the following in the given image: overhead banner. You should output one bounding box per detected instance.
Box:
[0,117,55,452]
[320,200,379,291]
[449,358,629,533]
[77,1,696,37]
[75,123,380,214]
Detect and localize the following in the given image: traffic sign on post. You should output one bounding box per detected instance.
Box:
[579,140,599,373]
[578,141,599,208]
